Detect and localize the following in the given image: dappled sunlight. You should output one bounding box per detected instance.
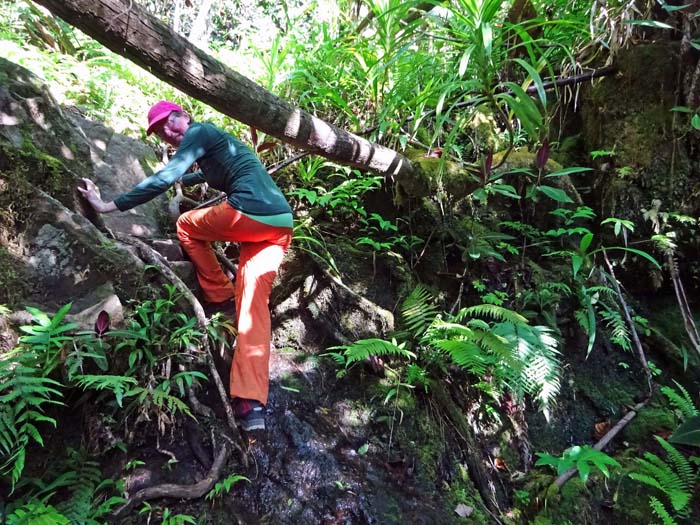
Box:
[284,108,302,139]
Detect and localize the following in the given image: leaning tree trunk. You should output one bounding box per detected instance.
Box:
[33,0,416,180]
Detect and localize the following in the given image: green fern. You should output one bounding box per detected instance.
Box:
[53,449,125,524]
[599,307,631,351]
[6,501,70,525]
[73,374,137,408]
[661,381,698,420]
[205,472,249,501]
[649,496,678,525]
[401,284,439,337]
[630,437,696,516]
[0,347,64,488]
[328,338,416,367]
[492,323,562,418]
[457,304,528,324]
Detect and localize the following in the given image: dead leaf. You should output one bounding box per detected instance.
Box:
[594,419,611,439]
[494,457,507,471]
[454,504,473,518]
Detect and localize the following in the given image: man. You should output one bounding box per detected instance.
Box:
[78,100,293,431]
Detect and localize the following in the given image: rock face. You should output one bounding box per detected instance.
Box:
[0,57,166,240]
[0,57,169,312]
[581,42,700,219]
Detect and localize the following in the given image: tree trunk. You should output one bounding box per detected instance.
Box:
[33,0,417,180]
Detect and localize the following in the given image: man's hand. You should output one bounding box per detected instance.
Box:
[77,178,117,213]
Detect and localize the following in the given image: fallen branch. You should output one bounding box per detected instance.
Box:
[602,249,653,394]
[554,400,648,488]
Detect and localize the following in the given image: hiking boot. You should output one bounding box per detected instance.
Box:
[234,398,265,431]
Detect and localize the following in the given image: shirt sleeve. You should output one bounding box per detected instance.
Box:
[182,170,206,187]
[114,126,208,211]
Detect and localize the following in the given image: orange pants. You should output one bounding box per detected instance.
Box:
[176,202,292,405]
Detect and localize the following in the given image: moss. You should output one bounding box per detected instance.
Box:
[574,372,638,416]
[622,405,675,446]
[531,476,608,525]
[0,246,27,307]
[609,456,655,525]
[401,148,478,199]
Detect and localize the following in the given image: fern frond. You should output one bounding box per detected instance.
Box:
[0,347,63,487]
[7,502,70,525]
[329,338,415,366]
[73,374,137,408]
[661,381,698,420]
[649,496,679,525]
[405,364,430,390]
[599,308,631,351]
[433,340,488,375]
[631,440,693,514]
[656,437,696,490]
[493,323,562,417]
[458,304,528,324]
[401,285,439,337]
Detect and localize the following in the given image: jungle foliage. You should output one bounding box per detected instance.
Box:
[1,0,700,523]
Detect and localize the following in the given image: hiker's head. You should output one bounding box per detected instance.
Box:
[146,100,191,147]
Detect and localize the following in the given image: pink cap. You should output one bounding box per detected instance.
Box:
[146,100,183,135]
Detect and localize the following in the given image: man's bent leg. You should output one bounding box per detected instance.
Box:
[176,205,237,303]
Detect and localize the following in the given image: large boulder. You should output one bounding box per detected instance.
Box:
[0,57,167,239]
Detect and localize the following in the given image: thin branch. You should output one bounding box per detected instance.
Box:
[554,400,648,488]
[601,249,653,394]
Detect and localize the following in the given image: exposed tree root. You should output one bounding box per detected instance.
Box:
[431,382,506,518]
[112,438,229,518]
[113,233,248,459]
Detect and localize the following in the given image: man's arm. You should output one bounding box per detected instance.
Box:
[77,178,118,213]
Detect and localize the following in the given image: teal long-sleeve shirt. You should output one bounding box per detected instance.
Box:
[114,122,292,224]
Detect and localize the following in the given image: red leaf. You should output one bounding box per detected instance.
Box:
[423,147,443,158]
[494,457,507,471]
[256,141,276,153]
[536,140,549,171]
[250,126,258,149]
[483,150,493,180]
[94,310,110,337]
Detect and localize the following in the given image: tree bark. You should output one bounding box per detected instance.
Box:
[33,0,416,180]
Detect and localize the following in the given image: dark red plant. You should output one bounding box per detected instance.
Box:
[536,139,549,171]
[482,150,493,182]
[94,310,110,337]
[423,147,443,158]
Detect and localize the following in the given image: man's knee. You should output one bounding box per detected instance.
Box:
[176,213,190,241]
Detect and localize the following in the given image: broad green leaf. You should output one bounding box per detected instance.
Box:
[545,167,593,178]
[572,254,584,278]
[514,58,547,109]
[537,185,574,203]
[577,461,591,482]
[579,232,594,254]
[669,416,700,447]
[692,114,700,130]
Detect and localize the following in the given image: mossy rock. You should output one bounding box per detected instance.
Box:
[581,41,700,218]
[622,405,675,446]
